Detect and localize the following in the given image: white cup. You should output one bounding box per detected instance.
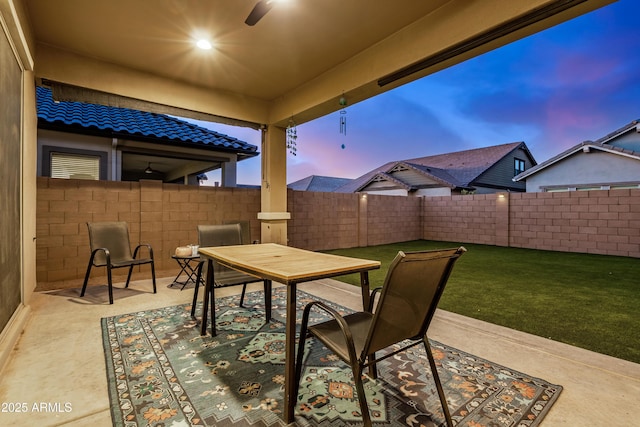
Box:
[191,245,199,256]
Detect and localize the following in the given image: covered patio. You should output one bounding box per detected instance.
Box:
[1,276,638,425]
[3,0,637,425]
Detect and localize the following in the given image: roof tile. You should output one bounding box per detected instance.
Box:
[36,86,257,154]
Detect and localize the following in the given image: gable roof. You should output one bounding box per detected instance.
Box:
[288,175,353,192]
[336,142,529,193]
[513,141,640,181]
[355,161,468,192]
[595,119,640,144]
[36,86,258,159]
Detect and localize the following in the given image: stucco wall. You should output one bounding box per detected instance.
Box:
[526,150,640,192]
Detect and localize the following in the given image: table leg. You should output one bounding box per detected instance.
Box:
[264,279,272,322]
[360,271,371,311]
[209,261,216,337]
[284,283,297,424]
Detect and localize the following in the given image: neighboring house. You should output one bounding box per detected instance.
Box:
[36,86,258,186]
[336,142,535,196]
[514,119,640,192]
[288,175,353,192]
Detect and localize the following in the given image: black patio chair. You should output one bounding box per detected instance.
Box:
[294,247,466,427]
[81,221,156,304]
[191,223,271,336]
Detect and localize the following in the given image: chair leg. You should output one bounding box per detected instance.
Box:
[293,305,314,407]
[239,284,247,307]
[367,352,378,379]
[150,261,157,293]
[191,261,205,318]
[124,264,134,288]
[423,338,453,427]
[81,260,93,297]
[107,265,114,304]
[353,363,372,427]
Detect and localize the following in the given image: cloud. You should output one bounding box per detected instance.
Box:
[193,0,640,183]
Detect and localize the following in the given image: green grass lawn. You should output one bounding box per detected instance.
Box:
[324,240,640,364]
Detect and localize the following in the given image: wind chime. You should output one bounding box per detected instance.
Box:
[339,95,347,149]
[286,117,298,155]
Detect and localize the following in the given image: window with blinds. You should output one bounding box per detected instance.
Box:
[51,152,100,180]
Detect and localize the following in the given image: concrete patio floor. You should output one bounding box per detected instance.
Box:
[1,276,638,426]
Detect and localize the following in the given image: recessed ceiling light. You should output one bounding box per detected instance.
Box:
[196,39,212,50]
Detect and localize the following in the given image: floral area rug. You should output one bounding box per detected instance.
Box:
[102,288,562,426]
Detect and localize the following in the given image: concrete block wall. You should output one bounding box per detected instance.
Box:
[36,179,639,291]
[423,194,498,245]
[36,178,142,289]
[365,194,423,247]
[287,191,423,250]
[509,189,640,256]
[288,190,362,250]
[36,178,261,291]
[423,189,640,257]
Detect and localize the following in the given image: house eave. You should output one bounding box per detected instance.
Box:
[513,142,640,182]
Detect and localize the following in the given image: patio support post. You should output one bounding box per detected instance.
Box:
[258,125,290,244]
[221,156,237,187]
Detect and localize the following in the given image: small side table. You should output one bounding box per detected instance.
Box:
[170,255,200,290]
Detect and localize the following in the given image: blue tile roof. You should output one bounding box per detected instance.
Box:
[36,86,258,156]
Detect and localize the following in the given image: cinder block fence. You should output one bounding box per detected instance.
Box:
[36,178,640,290]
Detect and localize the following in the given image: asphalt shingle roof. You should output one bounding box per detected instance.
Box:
[36,86,258,155]
[336,142,527,193]
[288,175,353,192]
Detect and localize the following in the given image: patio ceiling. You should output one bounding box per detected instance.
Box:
[22,0,614,129]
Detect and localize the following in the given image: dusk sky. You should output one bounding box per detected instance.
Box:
[196,0,639,186]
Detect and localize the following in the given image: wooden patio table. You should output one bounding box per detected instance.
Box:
[198,243,380,424]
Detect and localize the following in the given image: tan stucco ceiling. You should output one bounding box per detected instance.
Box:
[22,0,614,128]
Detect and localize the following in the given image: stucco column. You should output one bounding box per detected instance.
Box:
[258,125,290,244]
[221,155,237,187]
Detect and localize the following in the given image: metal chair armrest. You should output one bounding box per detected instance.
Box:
[90,247,111,267]
[132,243,154,259]
[302,301,359,364]
[369,287,383,312]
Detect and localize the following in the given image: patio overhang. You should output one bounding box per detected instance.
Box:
[16,0,614,244]
[24,0,615,128]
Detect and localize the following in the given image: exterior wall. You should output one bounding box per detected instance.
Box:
[509,190,640,256]
[606,127,640,151]
[365,194,423,247]
[415,187,452,197]
[475,146,532,192]
[423,194,499,245]
[363,188,408,196]
[36,178,262,290]
[424,190,640,257]
[287,190,361,250]
[38,129,114,178]
[525,151,640,192]
[37,129,241,185]
[36,179,640,291]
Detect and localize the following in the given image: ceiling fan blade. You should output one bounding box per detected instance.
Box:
[245,0,272,26]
